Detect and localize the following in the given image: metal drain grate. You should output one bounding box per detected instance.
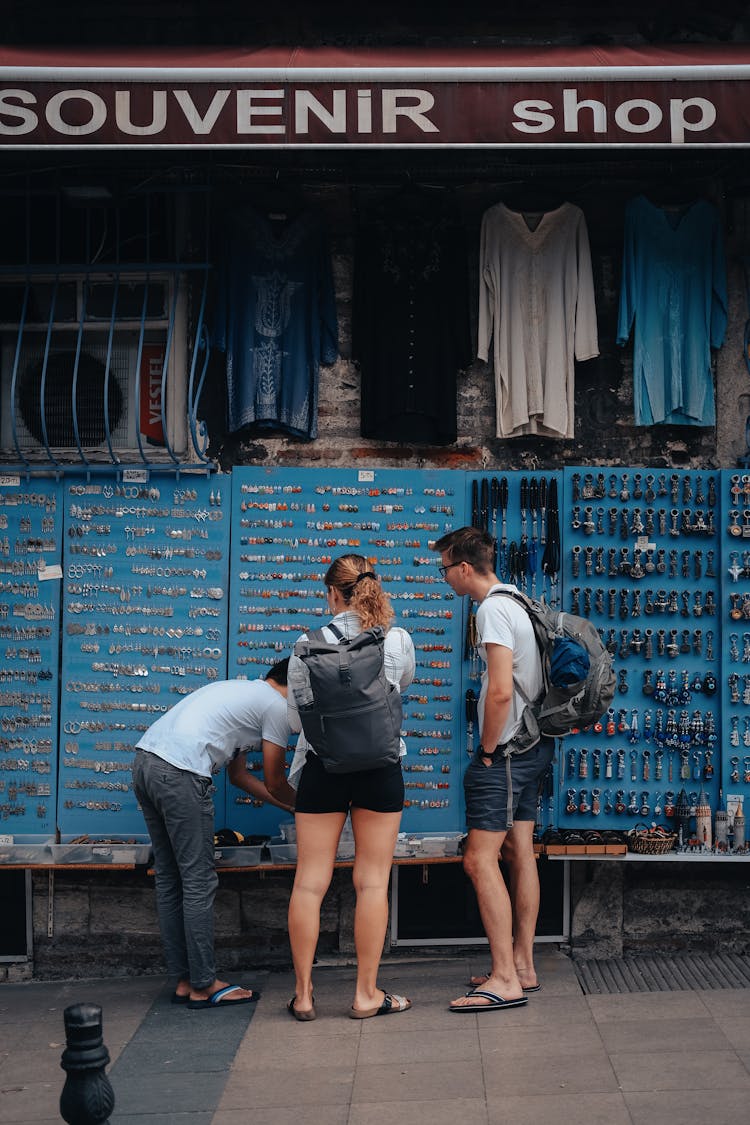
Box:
[574,953,750,994]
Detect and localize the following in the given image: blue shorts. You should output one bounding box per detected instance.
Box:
[463,737,555,832]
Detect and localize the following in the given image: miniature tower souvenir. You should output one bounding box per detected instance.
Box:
[695,786,712,850]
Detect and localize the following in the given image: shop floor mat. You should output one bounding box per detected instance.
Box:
[574,952,750,994]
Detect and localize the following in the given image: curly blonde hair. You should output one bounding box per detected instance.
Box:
[325,554,394,631]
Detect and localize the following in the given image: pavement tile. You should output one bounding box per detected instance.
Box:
[349,1096,488,1125]
[0,1083,59,1125]
[0,1047,68,1086]
[218,1065,354,1108]
[352,1058,484,1104]
[625,1088,750,1125]
[483,1048,618,1097]
[713,1018,750,1051]
[213,1108,349,1125]
[596,1015,731,1052]
[475,994,592,1031]
[235,1032,360,1069]
[110,1070,228,1116]
[487,1091,632,1125]
[609,1048,750,1092]
[356,1026,479,1064]
[586,992,713,1022]
[696,990,750,1020]
[479,1020,605,1057]
[111,1115,213,1125]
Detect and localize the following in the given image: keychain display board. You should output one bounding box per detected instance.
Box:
[463,472,563,838]
[58,470,230,837]
[720,469,750,851]
[0,474,63,837]
[228,466,465,837]
[559,468,721,840]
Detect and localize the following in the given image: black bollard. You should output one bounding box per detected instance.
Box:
[59,1003,115,1125]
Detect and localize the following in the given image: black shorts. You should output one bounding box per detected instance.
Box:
[463,737,555,832]
[294,750,405,814]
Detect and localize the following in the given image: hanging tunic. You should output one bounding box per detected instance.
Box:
[477,201,599,440]
[617,194,727,427]
[353,196,471,445]
[212,207,338,440]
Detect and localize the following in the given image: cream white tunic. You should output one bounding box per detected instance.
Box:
[477,202,599,439]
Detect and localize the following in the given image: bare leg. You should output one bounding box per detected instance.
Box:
[349,808,403,1012]
[287,811,345,1014]
[501,819,540,989]
[450,828,523,1009]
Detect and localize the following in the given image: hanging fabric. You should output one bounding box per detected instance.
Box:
[617,194,727,427]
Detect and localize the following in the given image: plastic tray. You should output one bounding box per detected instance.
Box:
[48,838,152,865]
[214,845,263,867]
[0,837,52,864]
[267,843,298,863]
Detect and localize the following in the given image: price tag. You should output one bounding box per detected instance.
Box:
[358,470,375,482]
[0,475,20,488]
[0,834,13,845]
[122,469,148,484]
[38,564,63,581]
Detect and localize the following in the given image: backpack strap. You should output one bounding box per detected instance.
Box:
[482,588,545,828]
[327,622,345,642]
[483,588,542,708]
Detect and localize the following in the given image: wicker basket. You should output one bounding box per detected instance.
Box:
[627,825,677,855]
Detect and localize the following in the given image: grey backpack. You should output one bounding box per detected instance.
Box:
[488,589,615,738]
[292,623,403,773]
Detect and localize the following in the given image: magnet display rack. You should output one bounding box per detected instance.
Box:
[463,472,563,838]
[228,467,465,837]
[559,468,721,842]
[0,473,62,837]
[720,469,750,849]
[58,470,230,837]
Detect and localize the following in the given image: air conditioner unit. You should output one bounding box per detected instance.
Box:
[0,275,189,461]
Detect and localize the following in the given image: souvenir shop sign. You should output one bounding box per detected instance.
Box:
[1,45,750,148]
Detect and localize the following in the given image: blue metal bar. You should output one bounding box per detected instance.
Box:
[37,275,62,469]
[0,262,210,276]
[159,272,182,466]
[70,210,92,466]
[133,195,151,467]
[8,284,32,470]
[187,282,213,465]
[101,203,122,466]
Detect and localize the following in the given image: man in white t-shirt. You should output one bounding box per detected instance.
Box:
[133,660,295,1009]
[433,527,554,1014]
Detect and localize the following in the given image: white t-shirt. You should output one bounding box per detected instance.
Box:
[475,584,543,745]
[287,610,416,789]
[136,678,290,778]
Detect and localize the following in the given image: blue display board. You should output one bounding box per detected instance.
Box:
[559,468,721,839]
[0,473,63,837]
[720,469,750,846]
[228,466,466,836]
[58,469,230,837]
[464,472,563,836]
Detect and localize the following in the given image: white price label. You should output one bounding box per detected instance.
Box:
[358,470,375,482]
[0,475,20,488]
[122,469,148,484]
[38,564,63,581]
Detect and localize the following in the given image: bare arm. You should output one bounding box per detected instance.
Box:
[227,747,296,813]
[480,642,514,754]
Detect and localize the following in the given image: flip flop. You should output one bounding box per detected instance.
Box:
[171,992,190,1005]
[467,971,541,993]
[287,996,316,1021]
[349,991,411,1019]
[187,984,260,1009]
[450,989,528,1013]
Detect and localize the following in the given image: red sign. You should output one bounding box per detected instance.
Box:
[139,344,165,445]
[1,47,750,147]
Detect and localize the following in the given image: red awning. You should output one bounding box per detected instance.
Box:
[1,44,749,148]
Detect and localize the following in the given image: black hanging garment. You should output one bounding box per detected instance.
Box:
[353,190,472,445]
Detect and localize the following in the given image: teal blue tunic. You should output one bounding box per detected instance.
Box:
[617,195,727,427]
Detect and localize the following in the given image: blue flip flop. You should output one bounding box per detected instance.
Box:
[188,985,260,1009]
[449,989,528,1013]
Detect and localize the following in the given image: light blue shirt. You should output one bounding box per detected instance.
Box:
[136,678,289,778]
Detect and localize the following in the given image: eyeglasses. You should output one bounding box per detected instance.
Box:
[438,561,463,579]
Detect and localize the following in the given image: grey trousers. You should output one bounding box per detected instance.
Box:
[132,749,218,989]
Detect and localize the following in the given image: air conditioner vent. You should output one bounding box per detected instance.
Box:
[18,348,123,448]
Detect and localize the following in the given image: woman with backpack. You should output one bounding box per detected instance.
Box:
[285,554,415,1020]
